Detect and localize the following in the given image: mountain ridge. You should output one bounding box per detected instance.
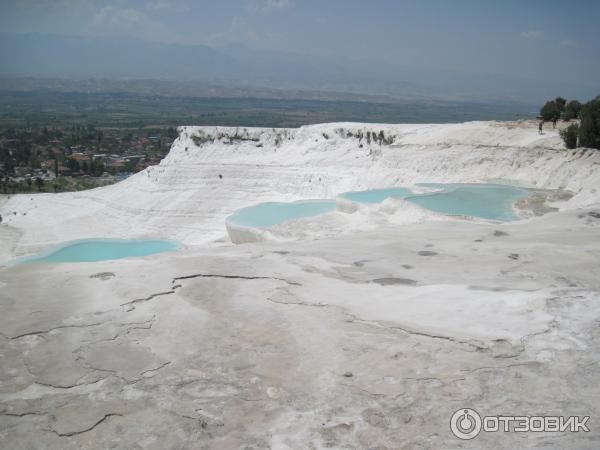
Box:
[1,32,596,104]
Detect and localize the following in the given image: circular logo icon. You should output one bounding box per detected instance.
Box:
[450,408,482,440]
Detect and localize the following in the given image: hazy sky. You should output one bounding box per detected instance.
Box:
[1,0,599,86]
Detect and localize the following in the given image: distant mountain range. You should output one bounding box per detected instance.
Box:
[0,32,596,104]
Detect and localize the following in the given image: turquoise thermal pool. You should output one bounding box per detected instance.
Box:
[228,183,530,228]
[18,239,179,264]
[227,200,337,228]
[406,183,529,221]
[344,183,529,221]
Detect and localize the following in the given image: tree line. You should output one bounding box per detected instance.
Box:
[541,95,600,150]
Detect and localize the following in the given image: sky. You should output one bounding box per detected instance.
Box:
[1,0,599,87]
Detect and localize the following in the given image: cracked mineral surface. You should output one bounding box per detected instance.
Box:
[1,208,600,449]
[1,122,600,448]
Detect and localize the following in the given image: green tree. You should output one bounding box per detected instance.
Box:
[124,159,136,173]
[67,158,80,172]
[555,97,567,113]
[578,97,600,149]
[90,159,105,176]
[540,101,560,121]
[35,177,44,192]
[564,100,582,121]
[560,124,579,149]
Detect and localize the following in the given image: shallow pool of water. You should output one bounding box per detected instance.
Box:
[407,183,529,221]
[228,199,336,228]
[19,239,178,264]
[228,183,530,229]
[341,183,529,221]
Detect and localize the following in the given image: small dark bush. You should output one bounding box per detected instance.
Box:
[578,97,600,149]
[560,123,579,149]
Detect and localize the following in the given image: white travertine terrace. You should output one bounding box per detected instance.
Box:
[1,121,599,448]
[1,120,599,255]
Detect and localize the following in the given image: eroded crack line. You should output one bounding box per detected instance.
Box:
[263,279,496,352]
[518,319,558,352]
[6,320,111,340]
[121,272,301,310]
[460,362,536,374]
[20,357,102,391]
[340,383,386,398]
[172,273,301,286]
[403,376,444,383]
[345,315,487,351]
[48,413,123,437]
[31,377,107,390]
[121,290,177,309]
[1,411,47,418]
[140,361,171,377]
[269,283,563,358]
[266,288,488,350]
[73,316,158,351]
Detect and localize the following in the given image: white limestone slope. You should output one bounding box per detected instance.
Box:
[2,121,600,449]
[1,120,600,255]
